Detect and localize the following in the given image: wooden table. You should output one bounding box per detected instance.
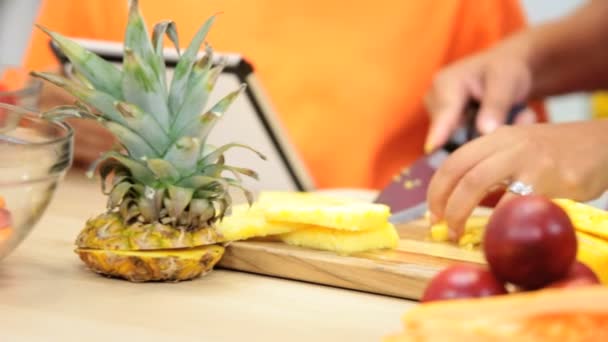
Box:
[0,171,414,341]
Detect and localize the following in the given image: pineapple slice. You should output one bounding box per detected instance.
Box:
[76,245,224,282]
[216,204,303,242]
[278,222,399,255]
[257,191,390,231]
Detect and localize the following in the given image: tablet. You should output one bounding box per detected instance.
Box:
[50,38,315,193]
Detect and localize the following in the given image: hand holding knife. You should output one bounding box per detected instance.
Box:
[374,101,525,224]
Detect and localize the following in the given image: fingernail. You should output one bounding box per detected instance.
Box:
[429,212,438,224]
[424,142,434,154]
[479,116,498,134]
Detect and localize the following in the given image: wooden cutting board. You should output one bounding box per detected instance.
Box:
[217,216,486,300]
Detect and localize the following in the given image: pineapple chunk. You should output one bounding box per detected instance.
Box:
[278,222,399,255]
[257,191,390,231]
[430,216,489,250]
[216,204,304,242]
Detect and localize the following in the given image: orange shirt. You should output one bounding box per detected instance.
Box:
[25,0,530,189]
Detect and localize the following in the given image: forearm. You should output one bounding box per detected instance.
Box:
[497,1,608,98]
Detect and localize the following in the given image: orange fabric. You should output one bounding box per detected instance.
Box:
[24,0,533,189]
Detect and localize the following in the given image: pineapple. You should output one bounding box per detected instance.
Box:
[31,0,265,282]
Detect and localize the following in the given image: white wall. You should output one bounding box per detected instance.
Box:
[520,0,590,123]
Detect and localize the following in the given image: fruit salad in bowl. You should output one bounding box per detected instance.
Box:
[0,102,73,260]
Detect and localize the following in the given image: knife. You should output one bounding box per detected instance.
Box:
[374,102,525,224]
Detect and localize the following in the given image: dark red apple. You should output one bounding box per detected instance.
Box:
[421,264,508,303]
[483,195,577,289]
[547,261,600,288]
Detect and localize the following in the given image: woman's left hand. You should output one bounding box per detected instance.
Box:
[427,120,608,240]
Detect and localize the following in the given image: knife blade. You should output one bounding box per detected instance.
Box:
[375,102,525,224]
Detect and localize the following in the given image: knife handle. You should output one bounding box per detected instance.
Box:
[444,101,526,152]
[464,101,525,141]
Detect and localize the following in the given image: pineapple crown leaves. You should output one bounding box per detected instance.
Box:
[32,0,266,227]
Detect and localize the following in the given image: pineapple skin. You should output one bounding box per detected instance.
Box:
[76,212,222,250]
[76,245,224,282]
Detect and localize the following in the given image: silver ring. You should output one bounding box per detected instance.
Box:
[507,181,534,196]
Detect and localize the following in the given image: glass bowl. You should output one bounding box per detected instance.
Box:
[0,102,73,260]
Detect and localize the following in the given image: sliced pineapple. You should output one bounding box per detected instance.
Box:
[76,245,224,282]
[257,191,390,231]
[278,222,399,255]
[215,204,303,242]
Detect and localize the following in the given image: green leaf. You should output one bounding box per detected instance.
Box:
[165,185,194,221]
[91,151,156,186]
[177,175,225,189]
[36,25,122,98]
[164,137,201,174]
[146,158,180,181]
[137,196,159,222]
[122,49,170,127]
[168,14,217,116]
[102,121,159,159]
[114,101,170,151]
[199,143,266,167]
[42,105,98,121]
[192,190,223,199]
[96,159,129,194]
[152,20,180,57]
[202,164,259,181]
[151,20,179,93]
[119,198,140,223]
[213,196,231,219]
[178,83,245,140]
[124,0,162,84]
[224,178,253,206]
[31,72,127,125]
[188,199,215,225]
[108,182,133,208]
[171,45,214,132]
